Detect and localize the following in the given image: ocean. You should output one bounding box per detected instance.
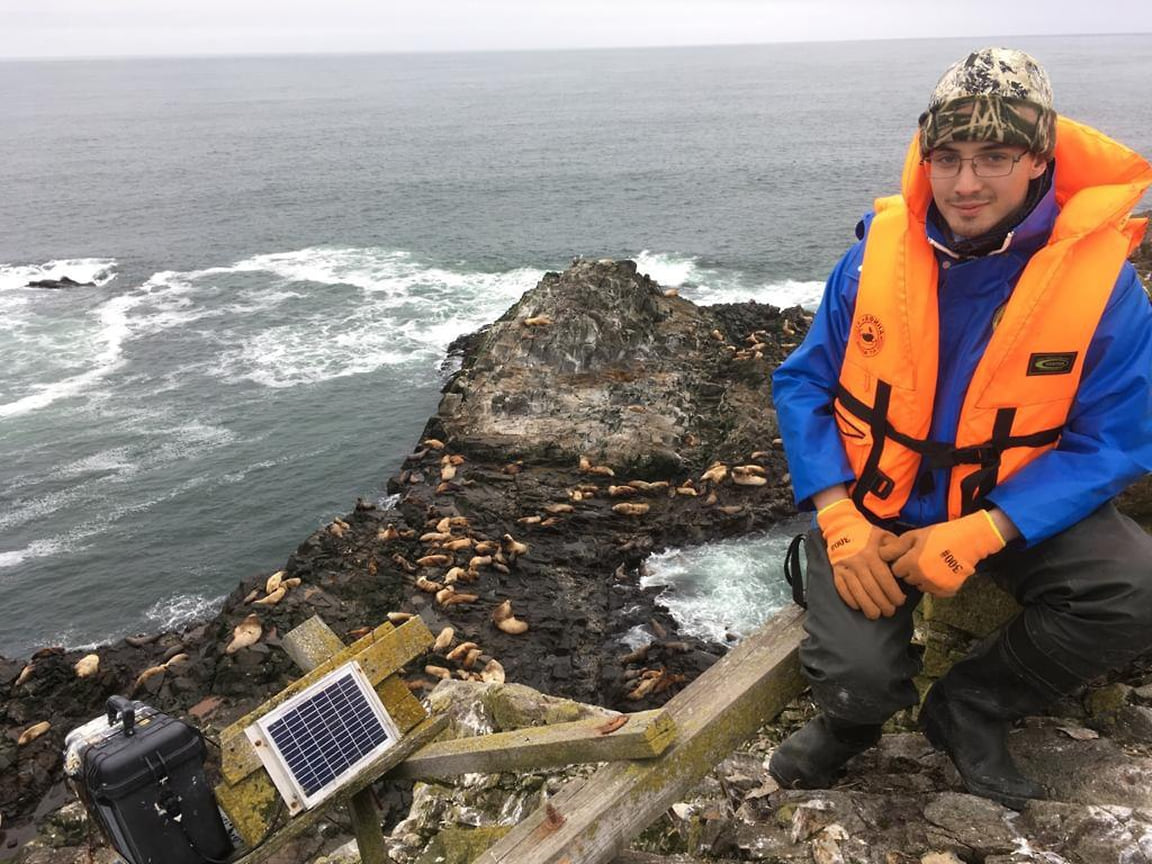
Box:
[2,35,1150,658]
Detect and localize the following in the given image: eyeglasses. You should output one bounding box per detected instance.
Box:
[920,151,1026,179]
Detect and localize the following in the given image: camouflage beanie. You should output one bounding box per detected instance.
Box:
[919,48,1056,157]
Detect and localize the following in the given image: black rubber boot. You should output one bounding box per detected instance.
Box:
[920,637,1052,811]
[768,715,883,789]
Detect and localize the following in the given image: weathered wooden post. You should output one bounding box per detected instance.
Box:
[473,605,808,864]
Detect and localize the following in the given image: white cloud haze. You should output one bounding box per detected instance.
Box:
[1,0,1149,59]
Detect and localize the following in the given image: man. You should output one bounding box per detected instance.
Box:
[768,47,1152,810]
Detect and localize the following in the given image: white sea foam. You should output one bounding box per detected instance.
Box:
[639,521,807,645]
[145,592,227,632]
[634,250,700,288]
[0,258,118,293]
[0,292,136,419]
[632,250,824,310]
[138,246,547,388]
[0,539,67,570]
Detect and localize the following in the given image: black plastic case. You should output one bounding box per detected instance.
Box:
[71,696,232,864]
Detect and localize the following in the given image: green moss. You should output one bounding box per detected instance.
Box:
[415,826,512,864]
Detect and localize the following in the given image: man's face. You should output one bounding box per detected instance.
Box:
[927,140,1048,238]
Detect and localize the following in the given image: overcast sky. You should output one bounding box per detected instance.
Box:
[2,0,1149,60]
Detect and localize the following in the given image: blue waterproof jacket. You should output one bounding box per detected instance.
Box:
[772,178,1152,545]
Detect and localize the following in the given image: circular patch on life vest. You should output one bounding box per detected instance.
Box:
[855,314,885,357]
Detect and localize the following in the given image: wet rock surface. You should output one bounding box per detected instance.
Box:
[3,255,1151,863]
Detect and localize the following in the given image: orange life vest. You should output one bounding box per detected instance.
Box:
[835,117,1151,521]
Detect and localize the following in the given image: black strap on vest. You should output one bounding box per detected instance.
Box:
[835,383,1063,511]
[850,381,896,511]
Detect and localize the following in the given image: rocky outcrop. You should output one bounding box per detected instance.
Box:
[1,259,810,857]
[23,276,94,289]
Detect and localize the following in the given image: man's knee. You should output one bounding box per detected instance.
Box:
[800,634,919,722]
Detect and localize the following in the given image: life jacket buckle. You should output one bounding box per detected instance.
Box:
[951,445,1000,466]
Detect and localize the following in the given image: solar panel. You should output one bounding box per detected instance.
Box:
[246,661,401,814]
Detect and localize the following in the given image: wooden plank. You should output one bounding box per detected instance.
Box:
[392,709,675,782]
[281,614,347,668]
[228,714,448,864]
[219,615,433,784]
[473,606,807,864]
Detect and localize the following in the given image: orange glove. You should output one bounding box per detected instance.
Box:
[879,511,1007,597]
[817,498,905,620]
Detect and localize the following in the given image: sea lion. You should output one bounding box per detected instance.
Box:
[675,485,698,497]
[443,566,466,584]
[283,577,301,589]
[502,534,529,557]
[517,515,543,525]
[523,315,554,326]
[609,485,638,498]
[463,648,483,669]
[492,600,529,634]
[132,664,166,693]
[440,463,457,481]
[265,571,285,594]
[481,659,505,684]
[226,615,262,654]
[433,627,455,654]
[415,577,443,593]
[449,454,465,466]
[420,531,451,543]
[417,554,452,567]
[423,438,445,450]
[473,540,498,555]
[328,522,345,538]
[446,641,479,662]
[254,586,287,606]
[379,524,400,542]
[425,665,451,679]
[444,537,473,551]
[387,612,414,624]
[392,554,418,573]
[612,502,650,516]
[15,664,34,687]
[435,587,456,605]
[587,465,615,477]
[17,721,50,746]
[468,555,493,570]
[442,593,479,606]
[700,464,728,485]
[731,474,768,487]
[243,588,260,605]
[710,329,726,342]
[543,503,575,514]
[74,654,100,678]
[734,464,767,477]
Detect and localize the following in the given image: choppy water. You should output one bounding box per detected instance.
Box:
[2,35,1149,657]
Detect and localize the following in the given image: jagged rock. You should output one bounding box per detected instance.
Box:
[25,276,95,289]
[1012,726,1152,809]
[922,792,1019,857]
